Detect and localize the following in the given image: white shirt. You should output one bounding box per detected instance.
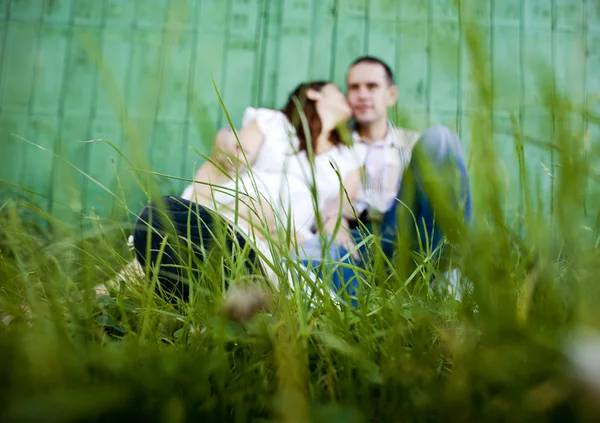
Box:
[182,107,364,240]
[352,122,420,214]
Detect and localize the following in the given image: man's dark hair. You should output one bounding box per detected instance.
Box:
[348,56,395,85]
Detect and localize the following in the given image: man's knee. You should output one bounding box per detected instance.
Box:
[416,125,465,165]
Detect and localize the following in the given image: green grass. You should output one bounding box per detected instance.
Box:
[2,2,600,422]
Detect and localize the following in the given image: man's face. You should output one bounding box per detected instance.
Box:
[346,62,398,127]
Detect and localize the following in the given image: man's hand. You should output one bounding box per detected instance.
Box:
[323,216,360,261]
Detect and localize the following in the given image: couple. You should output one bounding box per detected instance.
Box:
[128,56,472,307]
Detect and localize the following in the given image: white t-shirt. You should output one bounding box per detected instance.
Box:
[182,107,365,240]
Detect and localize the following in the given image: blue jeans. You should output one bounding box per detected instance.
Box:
[297,125,472,306]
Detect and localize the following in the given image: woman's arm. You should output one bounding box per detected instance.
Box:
[317,169,363,258]
[212,121,265,171]
[320,168,362,224]
[188,121,265,203]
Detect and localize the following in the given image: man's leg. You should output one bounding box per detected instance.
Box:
[381,125,472,262]
[293,231,368,307]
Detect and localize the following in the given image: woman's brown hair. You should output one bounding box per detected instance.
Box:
[280,81,344,153]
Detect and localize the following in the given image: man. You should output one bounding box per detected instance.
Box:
[313,56,472,303]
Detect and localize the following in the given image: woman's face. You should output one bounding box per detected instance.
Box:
[311,83,352,128]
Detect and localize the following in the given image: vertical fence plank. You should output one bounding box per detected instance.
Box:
[584,12,600,228]
[86,117,128,218]
[0,114,27,186]
[331,0,368,87]
[521,14,554,216]
[257,0,281,108]
[396,0,429,130]
[31,24,69,116]
[0,22,39,114]
[72,0,104,26]
[185,0,230,178]
[274,0,312,105]
[492,0,523,218]
[367,0,397,99]
[219,0,261,128]
[20,116,59,212]
[148,3,196,197]
[430,2,460,129]
[8,0,43,21]
[150,14,196,197]
[0,0,8,19]
[0,0,596,223]
[50,115,88,224]
[307,0,336,82]
[62,27,101,117]
[94,27,133,120]
[42,0,73,25]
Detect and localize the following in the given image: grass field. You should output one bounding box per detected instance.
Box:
[2,7,600,423]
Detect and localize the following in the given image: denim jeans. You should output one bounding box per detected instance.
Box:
[296,125,472,305]
[132,196,262,302]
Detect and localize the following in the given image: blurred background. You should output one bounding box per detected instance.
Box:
[0,0,598,227]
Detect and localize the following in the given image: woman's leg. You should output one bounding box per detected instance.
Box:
[132,196,262,302]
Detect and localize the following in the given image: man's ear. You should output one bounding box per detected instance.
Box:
[306,88,322,101]
[386,84,398,106]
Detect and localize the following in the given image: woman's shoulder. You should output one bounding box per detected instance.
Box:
[243,107,297,152]
[242,107,291,130]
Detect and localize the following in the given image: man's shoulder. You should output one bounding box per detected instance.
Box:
[390,125,421,149]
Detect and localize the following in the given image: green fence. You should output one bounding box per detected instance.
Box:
[0,0,598,224]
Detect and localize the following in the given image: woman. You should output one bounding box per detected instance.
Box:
[129,81,365,304]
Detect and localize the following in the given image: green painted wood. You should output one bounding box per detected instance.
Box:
[61,26,101,116]
[429,19,460,126]
[8,0,43,21]
[0,0,597,224]
[395,20,429,129]
[104,0,135,26]
[491,25,521,113]
[20,116,59,212]
[49,116,89,221]
[590,1,600,30]
[0,0,8,19]
[1,22,39,114]
[306,0,336,83]
[366,18,396,77]
[183,0,230,186]
[94,26,133,120]
[0,114,27,185]
[399,0,428,21]
[490,0,524,216]
[72,0,104,26]
[331,0,368,87]
[31,24,69,116]
[42,0,73,25]
[85,117,128,218]
[255,0,280,107]
[149,121,187,196]
[219,0,262,128]
[275,0,313,104]
[251,0,269,106]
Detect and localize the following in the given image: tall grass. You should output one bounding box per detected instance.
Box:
[2,1,600,422]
